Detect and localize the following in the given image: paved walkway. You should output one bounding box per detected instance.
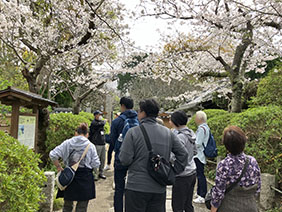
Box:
[55,143,209,212]
[95,167,208,212]
[55,166,209,212]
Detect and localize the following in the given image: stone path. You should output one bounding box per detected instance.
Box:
[55,143,209,212]
[55,166,209,212]
[95,167,208,212]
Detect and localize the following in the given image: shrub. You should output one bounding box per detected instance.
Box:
[53,190,64,211]
[187,107,282,188]
[0,131,46,212]
[208,113,239,156]
[79,111,110,134]
[46,113,90,153]
[251,64,282,107]
[79,111,94,122]
[187,109,228,132]
[230,106,282,189]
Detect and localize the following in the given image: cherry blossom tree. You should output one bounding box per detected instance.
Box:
[0,0,129,163]
[136,0,281,112]
[50,61,112,114]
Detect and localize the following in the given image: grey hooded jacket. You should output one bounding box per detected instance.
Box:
[49,135,100,169]
[173,127,197,177]
[119,117,188,194]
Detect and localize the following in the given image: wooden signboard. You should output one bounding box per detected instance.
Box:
[18,115,36,149]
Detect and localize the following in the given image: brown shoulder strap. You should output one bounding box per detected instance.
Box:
[200,126,206,135]
[71,143,91,171]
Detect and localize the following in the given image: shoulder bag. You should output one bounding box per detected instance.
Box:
[56,143,91,191]
[205,157,250,209]
[140,124,175,186]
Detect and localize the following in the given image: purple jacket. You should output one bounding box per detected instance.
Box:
[211,153,261,208]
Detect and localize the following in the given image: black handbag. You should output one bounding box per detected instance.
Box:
[56,144,90,191]
[205,157,250,209]
[140,124,175,186]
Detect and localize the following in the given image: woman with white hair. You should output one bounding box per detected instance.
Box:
[193,111,209,204]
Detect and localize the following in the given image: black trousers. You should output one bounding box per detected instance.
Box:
[63,200,89,212]
[172,174,197,212]
[114,162,128,212]
[107,142,115,165]
[125,189,166,212]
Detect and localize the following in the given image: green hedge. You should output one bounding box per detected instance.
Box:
[230,106,282,188]
[251,64,282,107]
[187,107,282,188]
[79,111,94,122]
[187,109,228,132]
[46,112,110,160]
[46,113,90,153]
[208,113,239,156]
[0,131,46,212]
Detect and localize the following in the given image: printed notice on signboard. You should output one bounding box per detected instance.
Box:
[18,115,36,149]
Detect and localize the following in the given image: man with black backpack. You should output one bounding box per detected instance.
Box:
[110,97,139,212]
[119,99,188,212]
[193,111,217,204]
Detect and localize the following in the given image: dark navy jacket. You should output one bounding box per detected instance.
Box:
[110,110,138,162]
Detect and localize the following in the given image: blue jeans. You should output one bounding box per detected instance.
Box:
[194,158,207,198]
[114,161,128,212]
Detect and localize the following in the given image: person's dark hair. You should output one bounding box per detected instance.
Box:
[76,123,88,135]
[139,99,160,118]
[223,126,246,155]
[120,97,134,109]
[171,111,188,127]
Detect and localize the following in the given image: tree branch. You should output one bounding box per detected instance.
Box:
[79,81,106,101]
[231,21,253,74]
[264,21,281,30]
[231,0,282,17]
[20,38,39,53]
[0,37,26,65]
[85,0,124,43]
[205,50,232,71]
[141,12,193,20]
[215,55,231,71]
[198,71,228,78]
[34,55,50,76]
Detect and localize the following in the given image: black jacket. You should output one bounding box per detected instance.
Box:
[89,119,106,145]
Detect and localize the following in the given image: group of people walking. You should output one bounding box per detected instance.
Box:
[49,97,261,212]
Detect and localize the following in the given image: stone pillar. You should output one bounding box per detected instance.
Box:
[216,156,222,165]
[260,173,275,210]
[40,171,55,212]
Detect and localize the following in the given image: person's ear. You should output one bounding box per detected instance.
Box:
[75,131,78,136]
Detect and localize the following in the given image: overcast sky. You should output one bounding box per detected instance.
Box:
[120,0,184,51]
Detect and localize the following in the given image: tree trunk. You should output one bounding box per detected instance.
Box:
[230,78,244,113]
[37,108,50,168]
[72,87,82,115]
[72,99,81,115]
[26,81,50,167]
[21,57,51,166]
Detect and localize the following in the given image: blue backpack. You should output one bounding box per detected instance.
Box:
[114,114,139,155]
[201,126,218,158]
